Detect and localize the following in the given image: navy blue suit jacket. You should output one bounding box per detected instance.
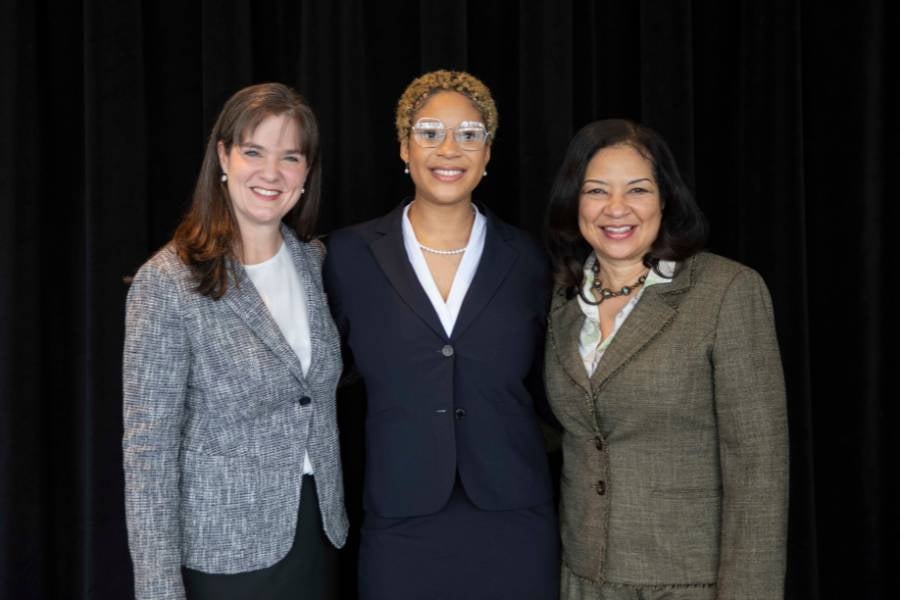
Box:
[324,202,554,518]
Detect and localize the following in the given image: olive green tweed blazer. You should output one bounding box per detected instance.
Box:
[545,252,788,599]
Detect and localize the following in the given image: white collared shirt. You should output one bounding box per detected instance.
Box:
[577,256,676,376]
[244,241,314,475]
[401,202,487,337]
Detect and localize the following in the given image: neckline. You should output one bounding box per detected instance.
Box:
[242,240,286,270]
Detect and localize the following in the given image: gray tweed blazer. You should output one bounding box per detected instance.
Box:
[123,226,348,600]
[545,252,788,599]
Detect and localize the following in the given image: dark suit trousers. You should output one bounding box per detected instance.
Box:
[182,475,337,600]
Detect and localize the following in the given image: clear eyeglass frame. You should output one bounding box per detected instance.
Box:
[410,118,490,151]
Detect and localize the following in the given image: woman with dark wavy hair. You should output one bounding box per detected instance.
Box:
[544,119,788,599]
[123,83,347,599]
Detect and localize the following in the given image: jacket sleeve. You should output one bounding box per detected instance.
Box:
[122,258,189,600]
[322,234,360,387]
[712,268,789,600]
[527,259,563,446]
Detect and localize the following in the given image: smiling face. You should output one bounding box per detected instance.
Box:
[217,112,307,237]
[399,91,491,208]
[578,144,663,269]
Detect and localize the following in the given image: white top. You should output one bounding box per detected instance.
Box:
[244,241,314,475]
[402,202,487,337]
[577,255,676,376]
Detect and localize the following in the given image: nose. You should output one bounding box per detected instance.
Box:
[436,130,461,156]
[603,191,630,216]
[260,156,280,180]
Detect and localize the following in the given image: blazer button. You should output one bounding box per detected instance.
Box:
[455,408,466,418]
[441,344,454,357]
[298,396,312,406]
[595,480,606,496]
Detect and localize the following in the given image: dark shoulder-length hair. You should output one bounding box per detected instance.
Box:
[173,82,322,299]
[545,118,707,296]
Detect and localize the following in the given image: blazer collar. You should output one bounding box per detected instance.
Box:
[368,199,518,341]
[548,287,593,395]
[452,206,517,341]
[549,254,698,394]
[221,225,316,389]
[369,201,446,339]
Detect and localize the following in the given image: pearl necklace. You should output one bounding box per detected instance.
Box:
[419,243,466,255]
[413,202,476,256]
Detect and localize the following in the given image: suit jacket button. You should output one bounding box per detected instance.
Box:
[441,344,454,357]
[298,396,312,406]
[595,480,606,495]
[455,408,466,418]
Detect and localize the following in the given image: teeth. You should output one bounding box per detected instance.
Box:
[433,169,463,176]
[604,226,633,233]
[252,187,279,196]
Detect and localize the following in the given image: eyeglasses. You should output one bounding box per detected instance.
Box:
[411,118,489,151]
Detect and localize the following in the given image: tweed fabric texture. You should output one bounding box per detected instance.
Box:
[545,253,788,599]
[123,227,348,600]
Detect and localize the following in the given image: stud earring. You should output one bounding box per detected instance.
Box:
[483,170,488,177]
[220,173,228,183]
[300,187,306,195]
[404,163,410,174]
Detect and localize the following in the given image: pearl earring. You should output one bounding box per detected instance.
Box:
[300,187,306,195]
[404,163,410,174]
[483,170,488,177]
[220,173,228,183]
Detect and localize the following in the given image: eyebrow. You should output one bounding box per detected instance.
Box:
[414,119,485,127]
[582,177,654,186]
[238,142,304,154]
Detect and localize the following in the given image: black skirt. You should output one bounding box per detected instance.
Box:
[182,475,337,600]
[358,479,560,600]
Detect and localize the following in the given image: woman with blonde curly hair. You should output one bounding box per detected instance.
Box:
[324,70,560,599]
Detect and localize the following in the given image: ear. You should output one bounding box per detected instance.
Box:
[483,144,491,168]
[399,139,409,164]
[217,140,230,174]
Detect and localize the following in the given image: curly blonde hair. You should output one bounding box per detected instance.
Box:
[395,70,498,144]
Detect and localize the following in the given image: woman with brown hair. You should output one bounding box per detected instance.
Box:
[123,83,347,599]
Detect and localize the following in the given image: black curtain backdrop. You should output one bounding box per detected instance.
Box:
[0,1,895,598]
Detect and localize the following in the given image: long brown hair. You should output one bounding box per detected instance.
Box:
[173,82,322,299]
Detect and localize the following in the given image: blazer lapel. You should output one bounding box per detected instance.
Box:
[222,240,309,388]
[547,289,592,396]
[368,203,447,340]
[451,212,518,341]
[589,257,696,389]
[282,227,329,384]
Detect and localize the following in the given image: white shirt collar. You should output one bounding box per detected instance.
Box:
[576,255,677,375]
[401,202,487,337]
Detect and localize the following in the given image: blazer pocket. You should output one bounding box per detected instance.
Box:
[651,486,722,500]
[482,384,535,416]
[181,450,259,555]
[646,492,721,582]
